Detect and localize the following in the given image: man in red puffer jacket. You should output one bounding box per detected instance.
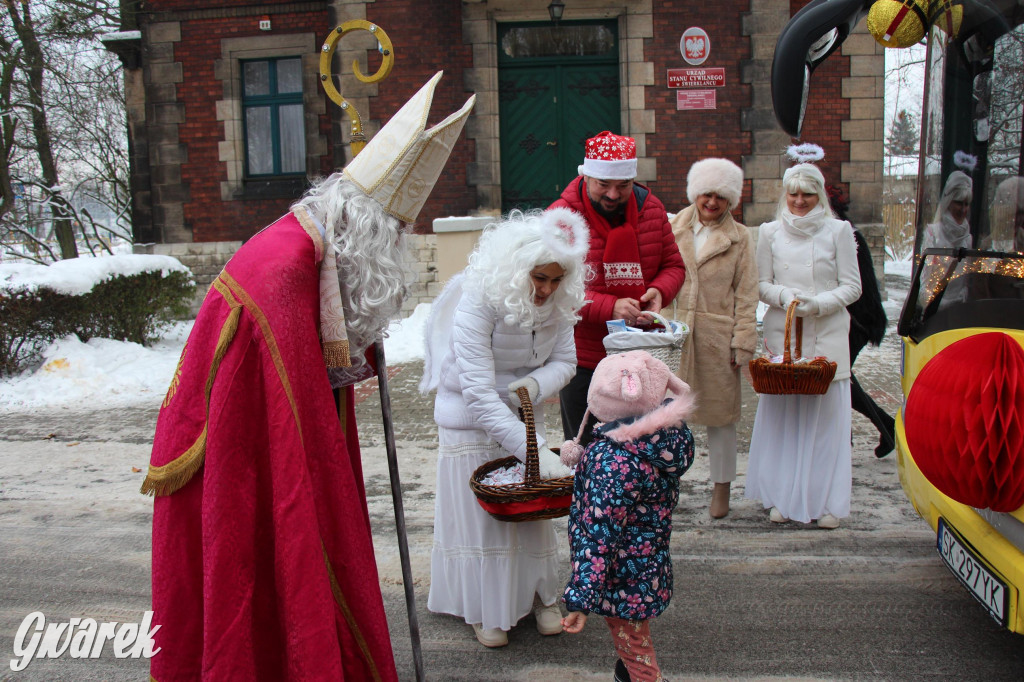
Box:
[549,131,686,446]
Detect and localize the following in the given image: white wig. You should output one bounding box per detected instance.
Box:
[463,208,590,328]
[291,173,408,374]
[777,163,835,220]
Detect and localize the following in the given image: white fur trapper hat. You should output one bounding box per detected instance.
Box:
[686,157,744,209]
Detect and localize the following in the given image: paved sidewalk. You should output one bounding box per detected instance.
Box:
[348,272,1017,681]
[3,271,1023,680]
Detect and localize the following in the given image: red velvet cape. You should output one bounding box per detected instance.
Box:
[144,210,398,681]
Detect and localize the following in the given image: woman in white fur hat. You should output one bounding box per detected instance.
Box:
[669,158,759,519]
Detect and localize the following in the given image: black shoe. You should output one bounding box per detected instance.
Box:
[614,659,631,682]
[875,416,896,458]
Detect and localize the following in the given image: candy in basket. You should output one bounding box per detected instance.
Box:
[469,386,574,522]
[602,311,689,372]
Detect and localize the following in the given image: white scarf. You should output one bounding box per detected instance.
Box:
[936,212,971,248]
[780,203,827,238]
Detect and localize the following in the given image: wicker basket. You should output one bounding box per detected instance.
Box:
[602,312,689,372]
[469,386,574,522]
[749,300,836,395]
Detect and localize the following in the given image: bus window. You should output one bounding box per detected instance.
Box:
[987,175,1024,252]
[902,250,1024,341]
[899,19,1024,342]
[978,23,1024,253]
[915,27,951,257]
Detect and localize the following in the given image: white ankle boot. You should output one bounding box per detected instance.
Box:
[817,513,840,529]
[533,602,563,635]
[471,623,508,648]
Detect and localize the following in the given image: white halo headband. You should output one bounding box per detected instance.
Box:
[786,143,825,164]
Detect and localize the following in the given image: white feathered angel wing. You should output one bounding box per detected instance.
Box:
[418,271,466,394]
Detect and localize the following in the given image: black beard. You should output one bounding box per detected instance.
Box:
[590,197,626,220]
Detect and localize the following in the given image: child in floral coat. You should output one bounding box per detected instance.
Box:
[559,350,695,682]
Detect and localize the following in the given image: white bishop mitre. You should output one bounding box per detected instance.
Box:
[343,71,475,223]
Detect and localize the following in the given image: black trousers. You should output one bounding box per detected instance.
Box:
[560,366,599,448]
[849,327,896,449]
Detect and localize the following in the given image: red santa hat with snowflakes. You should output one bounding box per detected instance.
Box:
[578,131,637,180]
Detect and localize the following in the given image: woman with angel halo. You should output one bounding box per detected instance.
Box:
[745,143,862,529]
[922,168,973,251]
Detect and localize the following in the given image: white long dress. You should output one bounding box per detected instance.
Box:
[428,426,563,631]
[425,287,576,631]
[745,382,852,523]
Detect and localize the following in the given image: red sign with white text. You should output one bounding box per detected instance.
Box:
[668,68,725,88]
[677,89,716,111]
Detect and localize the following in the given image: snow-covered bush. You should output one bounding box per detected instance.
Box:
[0,256,194,374]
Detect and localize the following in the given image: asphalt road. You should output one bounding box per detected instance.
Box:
[2,289,1023,680]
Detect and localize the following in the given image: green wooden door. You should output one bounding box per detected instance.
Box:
[499,68,561,211]
[498,21,619,213]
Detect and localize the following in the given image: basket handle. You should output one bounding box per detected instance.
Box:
[516,386,540,484]
[642,310,673,331]
[782,300,804,362]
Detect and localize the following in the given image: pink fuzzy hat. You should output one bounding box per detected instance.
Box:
[560,350,695,466]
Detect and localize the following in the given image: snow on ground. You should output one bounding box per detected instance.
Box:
[883,257,913,320]
[0,304,431,410]
[0,264,912,411]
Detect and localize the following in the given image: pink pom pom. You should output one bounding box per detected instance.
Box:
[560,440,584,468]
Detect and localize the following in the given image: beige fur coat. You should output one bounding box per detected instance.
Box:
[669,204,759,426]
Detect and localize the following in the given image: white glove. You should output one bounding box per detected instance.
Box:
[538,446,573,479]
[779,288,799,309]
[508,376,540,408]
[794,294,820,317]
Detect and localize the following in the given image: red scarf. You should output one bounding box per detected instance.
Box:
[581,187,646,299]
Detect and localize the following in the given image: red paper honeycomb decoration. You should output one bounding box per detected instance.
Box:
[904,332,1024,513]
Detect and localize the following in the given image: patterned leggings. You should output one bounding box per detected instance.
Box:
[604,617,662,681]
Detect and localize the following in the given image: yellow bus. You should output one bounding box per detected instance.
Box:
[773,0,1024,634]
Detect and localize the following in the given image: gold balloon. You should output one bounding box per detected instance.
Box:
[930,0,963,40]
[866,0,928,48]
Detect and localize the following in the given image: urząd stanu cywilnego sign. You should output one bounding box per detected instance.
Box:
[668,68,725,88]
[9,611,160,672]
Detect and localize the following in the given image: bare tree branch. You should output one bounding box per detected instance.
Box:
[1,0,128,263]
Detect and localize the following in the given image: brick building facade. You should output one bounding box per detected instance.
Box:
[108,0,886,310]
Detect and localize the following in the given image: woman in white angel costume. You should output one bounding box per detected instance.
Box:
[420,208,589,648]
[746,152,862,529]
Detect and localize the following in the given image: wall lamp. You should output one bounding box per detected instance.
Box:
[548,0,565,23]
